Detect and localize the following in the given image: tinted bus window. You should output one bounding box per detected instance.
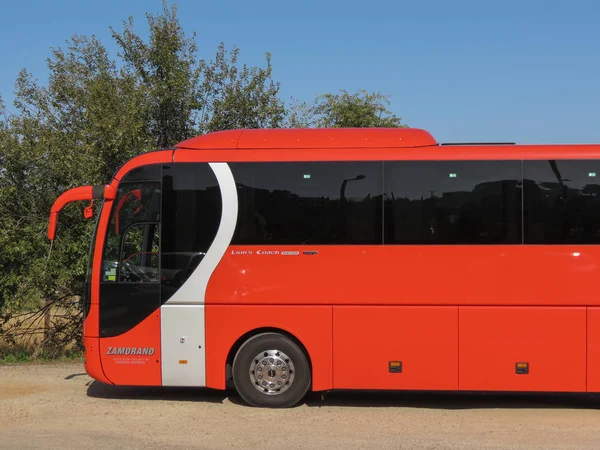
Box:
[384,161,522,244]
[230,162,383,245]
[161,163,222,302]
[524,160,600,244]
[101,181,161,282]
[99,171,161,337]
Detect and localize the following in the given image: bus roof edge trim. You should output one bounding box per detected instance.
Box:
[174,128,438,150]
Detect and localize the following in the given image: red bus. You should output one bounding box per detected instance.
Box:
[48,128,600,407]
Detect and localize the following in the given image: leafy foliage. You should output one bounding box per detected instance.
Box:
[200,44,286,132]
[0,2,406,358]
[287,89,406,128]
[0,1,288,354]
[110,3,201,149]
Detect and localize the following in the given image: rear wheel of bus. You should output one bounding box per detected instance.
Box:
[232,332,311,408]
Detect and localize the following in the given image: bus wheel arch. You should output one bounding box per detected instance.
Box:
[225,327,313,391]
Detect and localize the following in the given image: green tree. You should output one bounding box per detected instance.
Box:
[200,43,286,133]
[287,89,406,128]
[110,3,202,150]
[0,1,286,353]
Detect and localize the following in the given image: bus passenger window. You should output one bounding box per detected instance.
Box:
[229,161,383,245]
[524,160,600,244]
[160,163,222,302]
[384,161,522,244]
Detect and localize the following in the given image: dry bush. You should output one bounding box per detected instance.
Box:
[0,296,83,360]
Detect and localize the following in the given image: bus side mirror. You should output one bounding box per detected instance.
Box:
[48,184,114,241]
[83,200,94,219]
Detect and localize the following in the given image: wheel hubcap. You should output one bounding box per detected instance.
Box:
[249,349,295,395]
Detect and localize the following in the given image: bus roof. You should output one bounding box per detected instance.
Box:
[174,128,438,150]
[170,127,600,162]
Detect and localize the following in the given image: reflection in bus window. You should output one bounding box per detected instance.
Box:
[384,161,522,244]
[230,162,383,245]
[102,181,160,282]
[160,164,222,302]
[524,160,600,244]
[119,223,159,283]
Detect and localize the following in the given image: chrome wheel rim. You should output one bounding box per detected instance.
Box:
[249,349,295,395]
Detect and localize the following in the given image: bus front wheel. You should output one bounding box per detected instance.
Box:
[232,332,311,408]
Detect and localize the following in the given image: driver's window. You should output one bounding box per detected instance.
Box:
[102,180,160,282]
[119,223,159,283]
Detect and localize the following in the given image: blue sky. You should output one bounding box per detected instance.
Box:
[1,0,598,144]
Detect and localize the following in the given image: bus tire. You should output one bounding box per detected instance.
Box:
[232,332,311,408]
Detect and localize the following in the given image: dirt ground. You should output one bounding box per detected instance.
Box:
[2,363,600,449]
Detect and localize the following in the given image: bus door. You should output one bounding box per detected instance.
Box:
[98,172,163,386]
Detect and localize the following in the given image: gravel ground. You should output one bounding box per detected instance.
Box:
[2,362,600,449]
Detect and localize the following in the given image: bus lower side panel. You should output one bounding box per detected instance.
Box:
[88,305,600,393]
[333,306,459,390]
[458,307,586,392]
[83,336,112,385]
[587,308,600,392]
[333,306,588,392]
[204,305,334,391]
[97,311,162,386]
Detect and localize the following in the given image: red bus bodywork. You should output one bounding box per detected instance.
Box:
[49,128,600,396]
